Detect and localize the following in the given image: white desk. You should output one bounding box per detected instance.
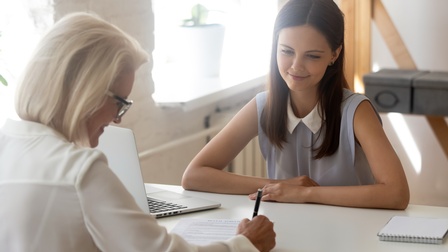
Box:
[147,184,448,252]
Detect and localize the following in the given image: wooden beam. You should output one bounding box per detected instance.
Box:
[339,0,371,92]
[426,116,448,158]
[339,0,355,91]
[354,0,371,93]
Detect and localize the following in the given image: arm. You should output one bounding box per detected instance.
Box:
[79,156,274,251]
[182,98,272,194]
[257,101,410,209]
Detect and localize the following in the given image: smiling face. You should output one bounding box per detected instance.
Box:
[277,25,341,95]
[86,70,135,147]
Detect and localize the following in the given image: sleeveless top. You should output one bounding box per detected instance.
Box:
[256,89,376,186]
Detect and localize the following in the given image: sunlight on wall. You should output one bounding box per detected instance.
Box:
[354,74,364,94]
[387,112,422,174]
[372,63,380,73]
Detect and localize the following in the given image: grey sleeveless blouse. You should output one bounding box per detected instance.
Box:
[256,89,376,186]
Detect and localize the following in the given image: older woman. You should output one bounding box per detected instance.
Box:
[0,12,275,252]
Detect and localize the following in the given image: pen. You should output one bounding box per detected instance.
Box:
[252,188,262,218]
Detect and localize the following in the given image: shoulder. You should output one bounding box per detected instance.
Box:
[2,119,108,184]
[58,142,108,180]
[342,89,379,117]
[342,89,369,108]
[352,97,383,139]
[36,131,108,183]
[255,91,268,104]
[255,91,268,116]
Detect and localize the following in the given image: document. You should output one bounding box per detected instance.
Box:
[171,218,240,245]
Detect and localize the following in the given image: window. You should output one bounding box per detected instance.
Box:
[0,1,51,125]
[151,0,278,108]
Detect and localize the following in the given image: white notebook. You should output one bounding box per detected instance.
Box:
[378,216,448,244]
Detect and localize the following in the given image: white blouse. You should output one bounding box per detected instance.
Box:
[0,119,257,252]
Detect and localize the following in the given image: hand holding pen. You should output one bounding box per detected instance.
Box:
[238,188,276,251]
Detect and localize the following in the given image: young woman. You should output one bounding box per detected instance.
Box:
[182,0,410,210]
[0,12,276,252]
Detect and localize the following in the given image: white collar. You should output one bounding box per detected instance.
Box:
[286,96,323,134]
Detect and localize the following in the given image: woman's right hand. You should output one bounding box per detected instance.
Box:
[237,215,276,252]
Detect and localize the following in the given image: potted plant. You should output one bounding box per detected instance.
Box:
[182,4,210,27]
[176,3,226,78]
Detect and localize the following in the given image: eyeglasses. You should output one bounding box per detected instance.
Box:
[106,91,133,121]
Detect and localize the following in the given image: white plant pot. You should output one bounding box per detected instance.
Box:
[176,24,225,78]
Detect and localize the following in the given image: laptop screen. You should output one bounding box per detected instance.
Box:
[96,126,151,214]
[96,126,221,218]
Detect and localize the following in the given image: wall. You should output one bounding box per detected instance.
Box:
[371,0,448,206]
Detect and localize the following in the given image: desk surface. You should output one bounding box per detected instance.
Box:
[147,184,448,252]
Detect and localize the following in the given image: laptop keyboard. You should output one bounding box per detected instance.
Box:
[147,197,187,213]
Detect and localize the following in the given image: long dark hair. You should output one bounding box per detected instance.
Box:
[260,0,349,159]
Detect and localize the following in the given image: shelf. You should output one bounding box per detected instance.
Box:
[152,73,267,111]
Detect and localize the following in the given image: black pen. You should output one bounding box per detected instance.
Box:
[252,188,263,218]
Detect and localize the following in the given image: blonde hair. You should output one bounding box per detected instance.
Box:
[15,12,148,146]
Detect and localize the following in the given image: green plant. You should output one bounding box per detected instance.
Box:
[0,74,6,86]
[182,4,210,26]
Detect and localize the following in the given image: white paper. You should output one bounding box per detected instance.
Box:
[171,218,240,245]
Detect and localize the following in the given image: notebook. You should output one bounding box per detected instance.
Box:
[377,216,448,244]
[96,125,221,218]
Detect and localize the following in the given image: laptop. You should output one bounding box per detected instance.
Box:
[96,125,221,218]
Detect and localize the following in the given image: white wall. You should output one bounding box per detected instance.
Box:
[372,0,448,206]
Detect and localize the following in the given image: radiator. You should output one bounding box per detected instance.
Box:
[229,137,267,178]
[139,124,266,178]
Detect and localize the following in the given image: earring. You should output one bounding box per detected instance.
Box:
[328,61,334,66]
